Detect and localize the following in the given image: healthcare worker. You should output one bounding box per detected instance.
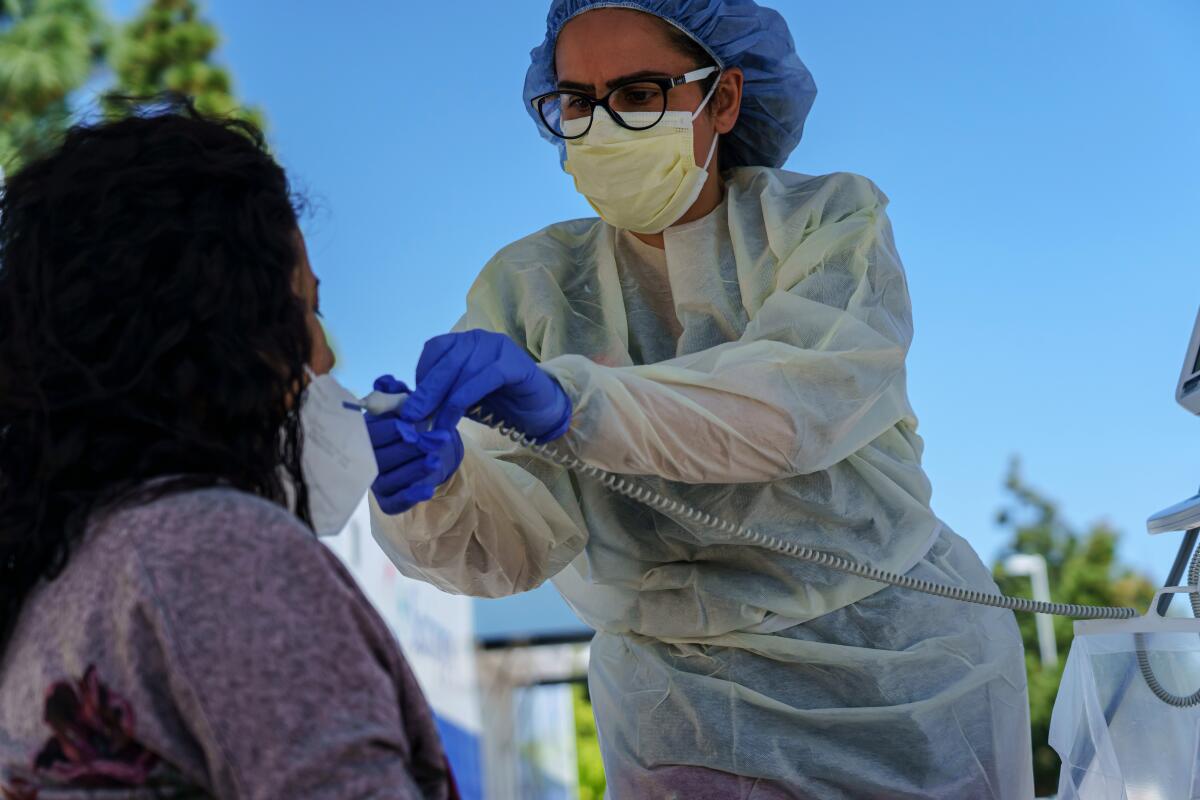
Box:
[369,1,1035,797]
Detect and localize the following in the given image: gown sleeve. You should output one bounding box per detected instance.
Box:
[542,173,914,482]
[370,418,588,598]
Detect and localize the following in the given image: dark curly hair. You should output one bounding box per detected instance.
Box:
[0,103,313,649]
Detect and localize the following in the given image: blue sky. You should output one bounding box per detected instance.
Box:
[106,0,1200,635]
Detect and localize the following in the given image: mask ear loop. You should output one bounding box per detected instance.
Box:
[699,132,720,171]
[301,365,319,400]
[689,70,723,122]
[691,71,723,172]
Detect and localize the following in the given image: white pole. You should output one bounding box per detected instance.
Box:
[1004,554,1059,668]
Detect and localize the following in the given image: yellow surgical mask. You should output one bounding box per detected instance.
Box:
[563,83,720,235]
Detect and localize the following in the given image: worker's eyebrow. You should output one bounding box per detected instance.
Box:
[556,78,593,93]
[557,70,672,94]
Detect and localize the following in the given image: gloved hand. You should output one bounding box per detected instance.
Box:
[400,330,573,444]
[366,375,464,516]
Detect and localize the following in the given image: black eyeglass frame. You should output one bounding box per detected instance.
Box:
[531,65,720,140]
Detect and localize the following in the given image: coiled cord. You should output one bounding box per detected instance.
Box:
[1135,543,1200,707]
[469,409,1137,621]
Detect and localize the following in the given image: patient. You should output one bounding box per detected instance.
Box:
[0,106,458,799]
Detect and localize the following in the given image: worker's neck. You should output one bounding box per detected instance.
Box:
[631,170,725,250]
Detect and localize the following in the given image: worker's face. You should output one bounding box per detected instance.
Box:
[293,232,335,377]
[554,8,743,169]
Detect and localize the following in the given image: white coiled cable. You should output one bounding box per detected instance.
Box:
[470,409,1137,621]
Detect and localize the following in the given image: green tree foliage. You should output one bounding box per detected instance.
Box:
[992,459,1157,795]
[105,0,262,127]
[0,0,259,174]
[0,0,108,172]
[572,683,606,800]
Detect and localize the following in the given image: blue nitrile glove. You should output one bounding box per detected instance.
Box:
[366,374,464,516]
[400,330,573,444]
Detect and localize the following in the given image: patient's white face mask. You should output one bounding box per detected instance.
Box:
[291,369,378,537]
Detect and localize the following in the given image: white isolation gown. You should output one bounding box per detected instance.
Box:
[372,167,1034,798]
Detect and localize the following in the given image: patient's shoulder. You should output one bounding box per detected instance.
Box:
[103,485,311,552]
[95,486,334,594]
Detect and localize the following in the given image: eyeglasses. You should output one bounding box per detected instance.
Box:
[531,66,719,140]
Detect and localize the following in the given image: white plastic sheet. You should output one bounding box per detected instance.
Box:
[1052,628,1200,799]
